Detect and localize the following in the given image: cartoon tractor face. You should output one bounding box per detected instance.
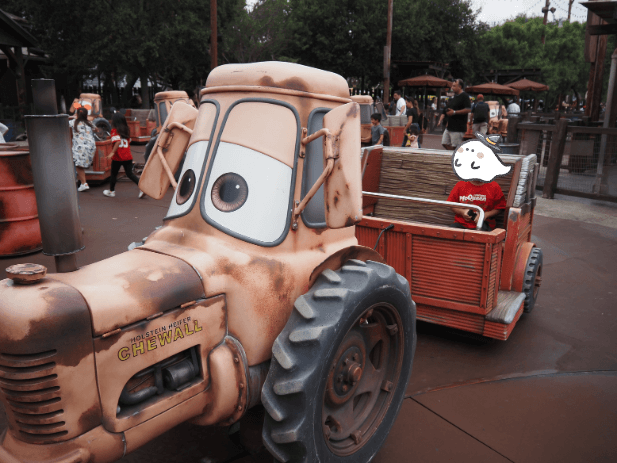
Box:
[0,62,416,463]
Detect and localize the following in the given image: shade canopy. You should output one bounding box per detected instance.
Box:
[466,82,520,96]
[506,78,549,92]
[398,75,453,88]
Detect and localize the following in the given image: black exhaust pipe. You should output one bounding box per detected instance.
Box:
[24,79,83,272]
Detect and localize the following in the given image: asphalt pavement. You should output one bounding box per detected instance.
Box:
[0,143,616,463]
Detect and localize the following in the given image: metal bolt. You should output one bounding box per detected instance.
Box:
[387,324,399,336]
[237,405,243,411]
[342,384,348,392]
[381,380,393,392]
[351,430,363,444]
[239,383,244,389]
[234,357,239,363]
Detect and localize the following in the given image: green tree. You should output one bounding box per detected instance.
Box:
[479,17,589,107]
[2,0,242,106]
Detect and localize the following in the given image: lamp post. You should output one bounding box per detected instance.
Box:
[541,0,556,45]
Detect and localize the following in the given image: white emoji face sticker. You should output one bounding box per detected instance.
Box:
[452,134,511,182]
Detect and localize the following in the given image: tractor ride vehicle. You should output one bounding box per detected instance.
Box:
[359,144,542,340]
[0,62,416,463]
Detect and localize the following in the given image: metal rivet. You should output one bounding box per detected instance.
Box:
[237,405,242,411]
[239,383,244,389]
[234,357,239,363]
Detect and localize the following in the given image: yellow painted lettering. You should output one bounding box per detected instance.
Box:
[193,320,203,333]
[184,323,194,336]
[118,347,130,361]
[159,331,173,346]
[147,338,157,351]
[174,327,184,341]
[132,341,145,357]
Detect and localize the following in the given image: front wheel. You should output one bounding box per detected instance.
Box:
[262,260,416,462]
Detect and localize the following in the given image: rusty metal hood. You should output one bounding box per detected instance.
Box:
[51,250,204,336]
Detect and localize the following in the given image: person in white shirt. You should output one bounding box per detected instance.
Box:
[393,91,406,116]
[0,122,8,143]
[507,98,520,116]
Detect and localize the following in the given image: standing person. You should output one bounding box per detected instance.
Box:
[69,107,96,191]
[393,91,406,116]
[471,94,490,135]
[104,113,142,198]
[403,99,419,138]
[0,122,8,143]
[507,98,520,116]
[442,79,471,150]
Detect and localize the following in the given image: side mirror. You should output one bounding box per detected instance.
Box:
[322,102,362,228]
[139,101,198,199]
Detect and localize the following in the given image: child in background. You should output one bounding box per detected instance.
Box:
[103,113,142,198]
[70,107,96,191]
[404,125,420,148]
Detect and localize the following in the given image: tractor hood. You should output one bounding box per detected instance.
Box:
[51,250,204,336]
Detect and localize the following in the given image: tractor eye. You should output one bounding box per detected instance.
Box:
[211,173,249,212]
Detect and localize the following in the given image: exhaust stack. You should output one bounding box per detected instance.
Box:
[25,79,83,272]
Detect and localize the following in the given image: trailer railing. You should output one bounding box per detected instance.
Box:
[362,191,485,230]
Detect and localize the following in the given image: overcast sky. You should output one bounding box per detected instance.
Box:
[246,0,589,25]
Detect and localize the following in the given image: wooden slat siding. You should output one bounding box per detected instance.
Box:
[358,216,505,244]
[505,159,523,208]
[500,208,521,291]
[480,243,492,311]
[485,246,500,312]
[412,236,484,307]
[416,304,485,334]
[373,150,516,227]
[355,225,380,251]
[385,230,407,278]
[406,233,413,291]
[483,304,524,341]
[517,211,532,248]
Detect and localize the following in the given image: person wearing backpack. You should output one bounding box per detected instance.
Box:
[471,94,490,135]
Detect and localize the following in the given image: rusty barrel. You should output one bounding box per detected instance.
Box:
[0,148,42,256]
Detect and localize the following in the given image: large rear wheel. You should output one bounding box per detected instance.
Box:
[262,260,416,462]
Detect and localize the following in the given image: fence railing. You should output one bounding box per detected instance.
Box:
[514,118,617,202]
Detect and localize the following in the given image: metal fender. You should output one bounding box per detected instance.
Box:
[511,242,536,292]
[308,245,386,289]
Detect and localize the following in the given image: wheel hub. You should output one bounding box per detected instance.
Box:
[330,345,364,402]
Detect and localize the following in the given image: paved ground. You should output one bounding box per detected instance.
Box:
[1,143,616,462]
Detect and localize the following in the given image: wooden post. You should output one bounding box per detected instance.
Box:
[383,0,393,106]
[506,116,519,143]
[585,4,608,121]
[211,0,217,70]
[542,118,569,199]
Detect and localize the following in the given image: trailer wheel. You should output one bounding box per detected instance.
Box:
[262,260,416,463]
[522,248,543,313]
[92,117,111,140]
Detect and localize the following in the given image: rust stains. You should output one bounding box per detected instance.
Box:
[258,75,309,93]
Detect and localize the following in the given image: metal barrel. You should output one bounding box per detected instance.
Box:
[31,79,58,115]
[0,149,42,256]
[24,114,83,266]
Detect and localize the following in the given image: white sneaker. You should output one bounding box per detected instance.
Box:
[103,190,115,197]
[138,191,145,199]
[77,183,89,192]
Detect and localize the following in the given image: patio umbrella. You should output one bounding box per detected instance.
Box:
[506,78,549,92]
[398,75,452,110]
[507,78,549,111]
[398,75,453,88]
[465,82,520,96]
